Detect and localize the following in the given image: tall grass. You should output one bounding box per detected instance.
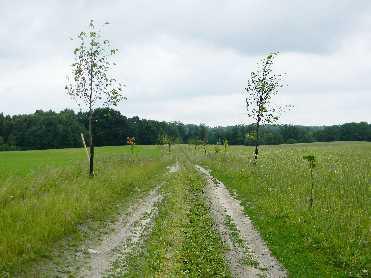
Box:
[0,146,170,275]
[195,142,370,277]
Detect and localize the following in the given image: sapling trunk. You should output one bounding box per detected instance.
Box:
[309,167,314,208]
[244,53,288,163]
[88,110,94,177]
[254,117,261,161]
[303,155,316,209]
[66,20,124,178]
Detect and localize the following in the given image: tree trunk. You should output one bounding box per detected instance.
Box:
[309,168,314,208]
[254,118,260,161]
[168,143,171,153]
[89,50,94,177]
[89,109,94,177]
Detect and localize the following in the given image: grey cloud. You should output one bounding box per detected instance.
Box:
[0,0,370,126]
[1,0,370,60]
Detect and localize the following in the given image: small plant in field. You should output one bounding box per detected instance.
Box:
[160,134,175,153]
[214,145,221,154]
[188,138,200,150]
[303,155,316,208]
[195,139,203,150]
[223,139,229,153]
[203,140,208,155]
[127,136,135,155]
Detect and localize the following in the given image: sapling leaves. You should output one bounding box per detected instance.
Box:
[244,52,289,161]
[303,155,316,169]
[65,20,125,176]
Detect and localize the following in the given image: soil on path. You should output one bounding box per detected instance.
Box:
[78,162,181,277]
[196,165,287,278]
[167,160,180,173]
[77,186,162,277]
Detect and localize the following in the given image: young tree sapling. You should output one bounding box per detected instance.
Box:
[66,20,125,176]
[244,52,289,161]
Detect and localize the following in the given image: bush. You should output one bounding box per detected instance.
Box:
[0,144,18,151]
[286,138,297,144]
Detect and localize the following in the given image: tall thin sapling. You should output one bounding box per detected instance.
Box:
[160,134,174,153]
[66,20,125,176]
[223,139,229,153]
[303,155,316,208]
[244,52,289,161]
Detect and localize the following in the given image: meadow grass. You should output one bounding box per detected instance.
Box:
[1,142,369,277]
[193,142,370,277]
[0,145,155,178]
[124,160,231,277]
[0,145,171,276]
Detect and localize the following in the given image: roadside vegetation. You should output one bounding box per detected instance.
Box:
[0,146,170,276]
[194,142,370,277]
[123,160,231,277]
[1,109,370,152]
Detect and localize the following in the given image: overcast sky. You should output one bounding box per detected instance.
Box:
[0,0,370,126]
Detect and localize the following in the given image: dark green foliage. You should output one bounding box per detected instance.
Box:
[303,155,316,168]
[0,110,86,150]
[0,110,370,151]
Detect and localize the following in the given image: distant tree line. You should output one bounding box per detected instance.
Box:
[0,108,370,151]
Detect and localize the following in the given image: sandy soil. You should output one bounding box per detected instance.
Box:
[167,160,180,173]
[77,163,180,277]
[196,165,287,278]
[77,186,163,277]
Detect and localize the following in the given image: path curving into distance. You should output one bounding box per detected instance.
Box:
[77,162,181,277]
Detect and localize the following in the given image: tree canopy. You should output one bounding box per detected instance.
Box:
[0,109,370,151]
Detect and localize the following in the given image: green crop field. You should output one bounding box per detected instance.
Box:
[0,142,369,277]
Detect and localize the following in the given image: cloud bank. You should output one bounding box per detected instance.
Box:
[0,0,370,126]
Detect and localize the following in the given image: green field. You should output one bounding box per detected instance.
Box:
[0,142,369,277]
[193,142,370,277]
[0,146,172,275]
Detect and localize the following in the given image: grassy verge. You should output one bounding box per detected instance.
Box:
[124,162,231,277]
[199,142,370,277]
[0,146,170,276]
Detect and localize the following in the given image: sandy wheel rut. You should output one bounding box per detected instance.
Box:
[196,165,287,278]
[78,186,163,278]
